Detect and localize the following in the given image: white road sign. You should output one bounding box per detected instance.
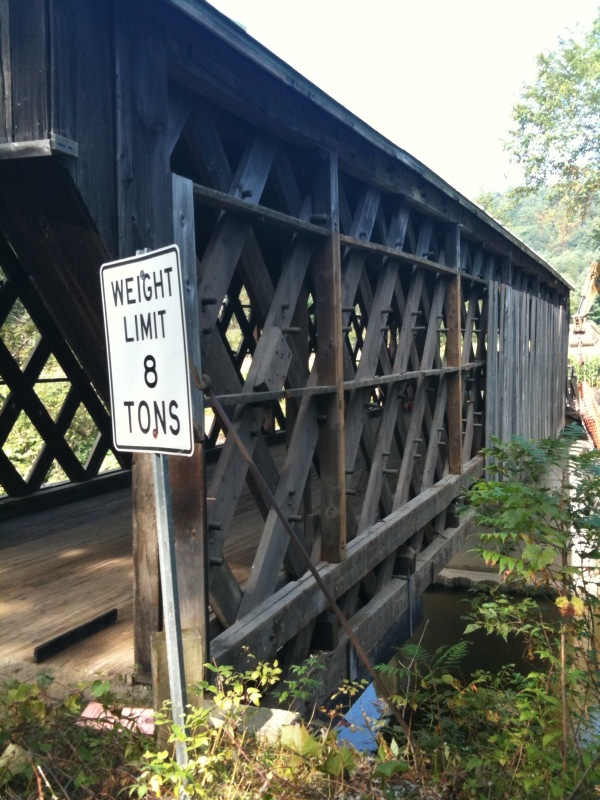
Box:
[100,245,194,456]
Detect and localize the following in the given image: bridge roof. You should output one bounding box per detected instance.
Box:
[168,0,572,292]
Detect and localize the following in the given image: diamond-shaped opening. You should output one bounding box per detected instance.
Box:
[0,299,41,370]
[99,451,120,473]
[39,352,66,380]
[240,352,253,380]
[204,406,215,437]
[272,399,286,433]
[3,410,45,480]
[35,355,71,422]
[225,314,243,355]
[239,286,252,322]
[204,407,226,447]
[42,459,68,487]
[438,319,447,360]
[65,404,100,467]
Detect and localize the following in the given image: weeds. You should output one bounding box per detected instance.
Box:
[4,429,600,798]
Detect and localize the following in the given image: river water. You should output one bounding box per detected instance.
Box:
[338,585,552,751]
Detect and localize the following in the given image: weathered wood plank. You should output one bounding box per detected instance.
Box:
[171,173,207,669]
[115,4,172,678]
[343,208,411,473]
[445,225,462,473]
[355,229,432,531]
[9,0,48,142]
[0,0,11,143]
[312,151,346,562]
[421,378,448,490]
[393,278,446,507]
[237,377,319,615]
[50,0,118,251]
[212,457,483,665]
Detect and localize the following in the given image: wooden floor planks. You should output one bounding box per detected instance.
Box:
[0,483,265,677]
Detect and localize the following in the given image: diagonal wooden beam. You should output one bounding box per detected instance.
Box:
[0,338,85,481]
[344,208,411,472]
[392,278,447,508]
[237,160,364,612]
[207,239,315,549]
[445,225,463,473]
[421,377,448,490]
[356,228,434,531]
[197,135,276,336]
[237,369,320,616]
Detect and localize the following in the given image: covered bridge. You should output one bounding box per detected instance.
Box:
[0,0,570,693]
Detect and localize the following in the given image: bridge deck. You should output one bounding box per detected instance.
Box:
[0,485,262,679]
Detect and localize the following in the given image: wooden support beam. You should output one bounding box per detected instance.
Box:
[211,457,483,666]
[393,278,446,508]
[445,225,462,474]
[171,174,208,664]
[356,229,430,531]
[339,234,457,278]
[193,182,328,239]
[313,151,346,562]
[116,6,205,677]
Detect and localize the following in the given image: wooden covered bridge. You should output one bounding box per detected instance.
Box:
[0,0,570,693]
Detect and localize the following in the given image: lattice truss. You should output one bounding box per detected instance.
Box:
[172,100,495,636]
[0,239,127,497]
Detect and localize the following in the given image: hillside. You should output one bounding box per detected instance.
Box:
[477,188,599,306]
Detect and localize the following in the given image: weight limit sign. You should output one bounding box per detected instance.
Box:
[100,245,194,456]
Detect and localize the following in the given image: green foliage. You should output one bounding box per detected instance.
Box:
[197,657,283,710]
[508,10,600,226]
[571,355,600,387]
[372,431,600,797]
[0,269,120,494]
[477,186,598,299]
[0,676,147,798]
[588,293,600,325]
[479,12,600,299]
[275,653,326,707]
[133,660,410,800]
[462,431,600,795]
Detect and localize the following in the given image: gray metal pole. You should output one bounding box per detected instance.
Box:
[152,452,188,771]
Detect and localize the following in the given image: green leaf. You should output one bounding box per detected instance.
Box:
[280,725,322,758]
[323,746,355,776]
[90,679,111,699]
[374,759,410,778]
[542,731,560,747]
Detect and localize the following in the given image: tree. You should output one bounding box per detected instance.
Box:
[508,11,600,230]
[476,185,598,303]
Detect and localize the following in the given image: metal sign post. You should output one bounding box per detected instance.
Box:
[152,452,188,770]
[100,246,194,783]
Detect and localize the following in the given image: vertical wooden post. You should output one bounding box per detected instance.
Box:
[115,4,171,679]
[445,224,462,474]
[171,173,208,671]
[116,4,205,680]
[312,151,346,562]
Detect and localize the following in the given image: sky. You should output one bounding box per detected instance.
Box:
[207,0,598,202]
